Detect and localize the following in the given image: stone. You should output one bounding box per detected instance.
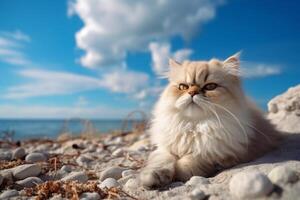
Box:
[229,171,273,199]
[13,164,42,180]
[16,177,43,188]
[268,165,298,184]
[80,192,101,200]
[99,178,120,189]
[76,155,93,166]
[0,150,12,161]
[124,178,139,189]
[100,166,126,181]
[61,165,72,173]
[122,169,136,178]
[112,148,124,157]
[12,147,26,160]
[0,189,19,199]
[0,175,3,186]
[189,188,206,200]
[25,152,47,163]
[186,176,210,186]
[0,169,13,185]
[61,171,88,183]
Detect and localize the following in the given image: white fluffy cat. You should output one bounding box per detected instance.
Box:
[140,53,282,189]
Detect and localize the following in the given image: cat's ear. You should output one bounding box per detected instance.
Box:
[223,52,241,76]
[169,58,181,68]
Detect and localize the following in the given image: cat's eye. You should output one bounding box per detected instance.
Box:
[178,83,189,90]
[203,83,218,91]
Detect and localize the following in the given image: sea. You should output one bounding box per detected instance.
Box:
[0,119,137,140]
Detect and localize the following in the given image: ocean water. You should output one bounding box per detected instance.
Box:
[0,119,134,140]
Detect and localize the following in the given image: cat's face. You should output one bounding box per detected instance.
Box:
[162,53,243,119]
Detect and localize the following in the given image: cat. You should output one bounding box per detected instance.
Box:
[140,53,282,189]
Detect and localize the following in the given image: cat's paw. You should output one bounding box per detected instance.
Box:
[140,168,173,189]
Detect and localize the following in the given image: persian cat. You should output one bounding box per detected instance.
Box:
[140,53,282,189]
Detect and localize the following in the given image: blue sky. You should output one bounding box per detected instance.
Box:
[0,0,299,119]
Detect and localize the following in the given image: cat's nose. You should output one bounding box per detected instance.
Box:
[188,90,199,97]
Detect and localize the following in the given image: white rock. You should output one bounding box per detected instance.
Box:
[61,165,72,172]
[25,152,47,163]
[61,171,88,183]
[122,169,136,178]
[100,166,126,181]
[229,171,273,199]
[124,178,139,189]
[186,176,209,186]
[99,178,120,189]
[0,169,13,185]
[112,148,124,157]
[12,147,26,160]
[0,189,19,199]
[268,165,298,184]
[13,164,42,180]
[0,150,12,161]
[76,155,93,166]
[189,188,206,200]
[80,192,100,200]
[16,177,43,188]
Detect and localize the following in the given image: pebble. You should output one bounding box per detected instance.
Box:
[100,166,126,181]
[0,169,13,185]
[76,155,93,166]
[189,188,206,200]
[186,176,210,186]
[0,189,19,199]
[12,147,26,160]
[99,178,120,189]
[268,165,298,184]
[25,152,47,163]
[13,164,42,180]
[16,177,43,188]
[112,148,124,157]
[229,171,273,199]
[122,169,136,178]
[80,192,101,200]
[61,165,72,173]
[61,171,88,183]
[124,178,139,189]
[0,150,12,161]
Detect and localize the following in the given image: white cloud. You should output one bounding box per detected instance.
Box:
[69,0,222,68]
[241,62,281,78]
[3,69,149,99]
[0,30,32,66]
[75,96,89,107]
[149,42,193,75]
[0,104,132,119]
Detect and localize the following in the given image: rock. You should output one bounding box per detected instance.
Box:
[25,152,47,163]
[99,178,120,189]
[100,166,126,181]
[189,188,206,200]
[0,175,3,186]
[49,194,64,200]
[186,176,210,186]
[268,85,300,133]
[0,169,13,185]
[0,150,12,161]
[61,171,88,183]
[12,147,26,160]
[80,192,100,200]
[0,189,19,199]
[268,165,298,184]
[16,177,43,188]
[124,178,139,189]
[13,164,42,180]
[112,148,124,157]
[168,181,184,188]
[122,169,136,178]
[76,155,93,166]
[61,165,72,173]
[229,171,273,199]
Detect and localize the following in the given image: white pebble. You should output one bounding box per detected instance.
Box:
[229,171,273,199]
[124,178,139,189]
[268,165,298,184]
[25,152,47,163]
[12,147,26,160]
[16,177,43,188]
[80,192,100,200]
[61,165,72,173]
[100,167,126,181]
[99,178,120,189]
[0,150,12,161]
[186,176,209,186]
[13,164,42,180]
[122,169,136,178]
[112,148,124,157]
[62,171,88,183]
[0,189,19,199]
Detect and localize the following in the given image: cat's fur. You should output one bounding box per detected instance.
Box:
[140,53,282,189]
